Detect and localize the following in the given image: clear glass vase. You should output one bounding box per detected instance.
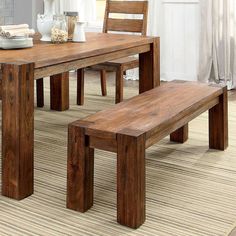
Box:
[51,15,68,43]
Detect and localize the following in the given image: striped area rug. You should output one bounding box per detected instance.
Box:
[0,72,236,236]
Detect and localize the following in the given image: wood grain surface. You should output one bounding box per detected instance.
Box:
[93,0,149,103]
[0,33,155,69]
[50,72,69,111]
[0,33,159,201]
[67,124,94,212]
[68,80,228,228]
[117,132,146,228]
[1,62,34,200]
[0,73,235,235]
[80,82,225,143]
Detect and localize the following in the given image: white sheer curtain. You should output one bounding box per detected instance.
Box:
[198,0,236,89]
[55,0,96,22]
[147,0,162,37]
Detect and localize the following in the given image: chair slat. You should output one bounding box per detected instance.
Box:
[107,19,143,33]
[109,1,147,14]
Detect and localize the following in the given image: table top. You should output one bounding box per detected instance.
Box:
[0,32,155,69]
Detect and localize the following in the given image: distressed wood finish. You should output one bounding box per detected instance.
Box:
[78,1,150,104]
[115,65,124,103]
[1,74,44,105]
[103,0,148,35]
[108,1,148,14]
[0,33,159,200]
[0,33,154,71]
[1,62,34,200]
[106,19,144,33]
[170,124,189,143]
[67,123,94,212]
[67,81,228,228]
[117,131,146,228]
[83,82,224,143]
[50,72,69,111]
[34,44,150,80]
[139,37,160,93]
[209,86,228,150]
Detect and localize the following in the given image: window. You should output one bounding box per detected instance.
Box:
[96,0,106,22]
[86,0,105,30]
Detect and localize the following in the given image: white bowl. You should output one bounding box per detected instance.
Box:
[0,38,33,49]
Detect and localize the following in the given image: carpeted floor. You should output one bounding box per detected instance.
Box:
[0,71,236,236]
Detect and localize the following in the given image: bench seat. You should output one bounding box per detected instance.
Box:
[67,81,228,228]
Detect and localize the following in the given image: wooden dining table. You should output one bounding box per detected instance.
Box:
[0,32,160,200]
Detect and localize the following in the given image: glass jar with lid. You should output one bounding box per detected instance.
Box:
[64,11,78,41]
[51,15,68,43]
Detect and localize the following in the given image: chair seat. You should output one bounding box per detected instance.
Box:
[107,56,138,65]
[91,56,139,71]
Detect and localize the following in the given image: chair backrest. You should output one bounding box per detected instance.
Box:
[103,0,148,36]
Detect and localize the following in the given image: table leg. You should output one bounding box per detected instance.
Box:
[170,124,189,143]
[117,131,146,228]
[67,124,94,212]
[139,37,160,93]
[115,66,124,104]
[209,86,228,150]
[77,69,85,106]
[36,78,44,108]
[50,72,69,111]
[1,62,34,200]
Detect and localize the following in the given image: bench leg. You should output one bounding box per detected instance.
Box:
[67,125,94,212]
[209,87,228,150]
[170,124,189,143]
[50,72,69,111]
[117,132,146,228]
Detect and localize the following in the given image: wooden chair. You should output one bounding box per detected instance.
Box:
[77,0,148,105]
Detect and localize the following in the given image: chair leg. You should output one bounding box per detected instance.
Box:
[100,69,107,96]
[36,78,44,108]
[0,79,2,100]
[77,69,85,106]
[115,67,124,104]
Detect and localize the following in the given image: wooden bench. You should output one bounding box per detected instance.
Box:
[67,81,228,228]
